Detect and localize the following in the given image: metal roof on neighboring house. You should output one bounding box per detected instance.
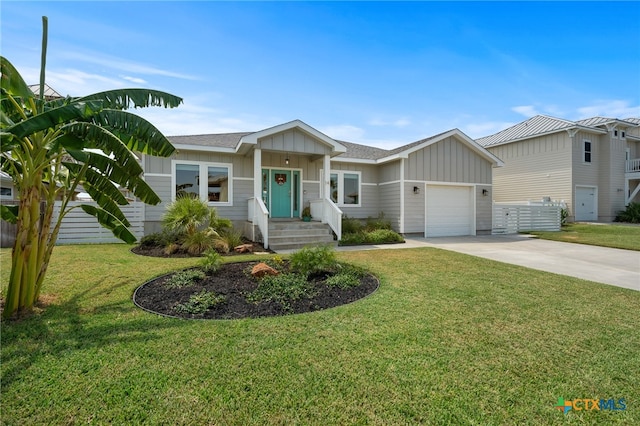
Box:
[476,114,640,148]
[575,116,639,128]
[28,83,63,100]
[476,115,577,147]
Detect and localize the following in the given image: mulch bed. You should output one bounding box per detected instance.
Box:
[131,241,270,258]
[133,261,379,320]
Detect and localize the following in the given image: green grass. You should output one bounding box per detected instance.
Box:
[525,223,640,251]
[1,244,638,425]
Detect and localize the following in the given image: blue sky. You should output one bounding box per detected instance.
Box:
[2,1,639,149]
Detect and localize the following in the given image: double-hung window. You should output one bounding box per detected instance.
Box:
[173,161,232,205]
[328,171,361,206]
[583,140,592,164]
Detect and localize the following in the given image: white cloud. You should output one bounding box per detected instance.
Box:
[60,51,199,81]
[512,105,540,117]
[122,76,147,85]
[575,100,640,119]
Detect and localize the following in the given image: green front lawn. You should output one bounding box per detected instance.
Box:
[525,223,640,251]
[1,245,638,424]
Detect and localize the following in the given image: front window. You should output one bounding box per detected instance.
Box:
[583,140,592,163]
[0,186,12,198]
[328,171,361,206]
[174,161,232,204]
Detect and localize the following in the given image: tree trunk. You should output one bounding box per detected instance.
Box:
[3,185,44,319]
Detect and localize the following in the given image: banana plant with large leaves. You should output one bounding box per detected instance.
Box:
[0,17,182,319]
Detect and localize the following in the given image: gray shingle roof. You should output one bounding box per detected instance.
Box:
[168,132,252,149]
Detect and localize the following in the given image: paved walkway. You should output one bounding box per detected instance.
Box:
[336,234,640,291]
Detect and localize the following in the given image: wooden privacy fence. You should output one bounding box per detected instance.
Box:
[53,201,144,245]
[492,202,562,234]
[1,201,144,247]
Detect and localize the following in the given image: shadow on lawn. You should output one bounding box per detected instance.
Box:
[0,280,191,389]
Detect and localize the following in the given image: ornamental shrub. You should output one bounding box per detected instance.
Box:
[615,202,640,224]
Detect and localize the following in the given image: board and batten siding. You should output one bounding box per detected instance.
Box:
[406,136,492,184]
[258,129,332,156]
[488,133,573,210]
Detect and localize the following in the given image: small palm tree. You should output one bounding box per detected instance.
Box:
[0,17,182,319]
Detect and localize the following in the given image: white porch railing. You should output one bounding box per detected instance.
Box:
[626,158,640,173]
[248,197,269,249]
[310,198,342,241]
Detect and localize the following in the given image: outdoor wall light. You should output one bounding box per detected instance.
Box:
[413,186,420,194]
[285,155,289,165]
[482,189,489,196]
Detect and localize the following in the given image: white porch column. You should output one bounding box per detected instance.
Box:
[323,154,331,222]
[254,148,262,200]
[323,154,331,200]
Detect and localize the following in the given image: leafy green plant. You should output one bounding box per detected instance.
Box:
[200,249,223,275]
[342,215,364,234]
[216,228,244,253]
[182,228,219,255]
[339,229,404,245]
[365,212,392,232]
[247,273,314,310]
[290,245,338,276]
[173,290,225,315]
[208,208,233,234]
[0,18,181,319]
[325,265,365,289]
[266,255,286,272]
[164,269,206,288]
[615,202,640,224]
[560,208,569,225]
[162,196,211,237]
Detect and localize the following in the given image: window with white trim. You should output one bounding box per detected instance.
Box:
[614,130,619,139]
[173,161,232,204]
[329,171,361,206]
[1,186,12,198]
[583,140,592,163]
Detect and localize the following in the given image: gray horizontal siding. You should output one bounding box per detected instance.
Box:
[378,183,401,231]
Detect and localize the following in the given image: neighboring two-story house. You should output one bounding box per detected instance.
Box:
[477,115,640,222]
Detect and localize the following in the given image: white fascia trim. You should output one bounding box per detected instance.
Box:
[425,181,476,187]
[330,157,377,164]
[233,177,255,181]
[375,129,504,167]
[379,180,401,186]
[172,143,236,154]
[144,173,171,178]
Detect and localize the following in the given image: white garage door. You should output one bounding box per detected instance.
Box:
[426,185,474,237]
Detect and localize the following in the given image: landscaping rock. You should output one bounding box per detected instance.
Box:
[234,243,254,253]
[251,262,279,278]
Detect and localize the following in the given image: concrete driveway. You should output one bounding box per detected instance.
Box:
[337,234,640,291]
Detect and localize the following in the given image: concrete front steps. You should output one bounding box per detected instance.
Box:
[268,220,336,252]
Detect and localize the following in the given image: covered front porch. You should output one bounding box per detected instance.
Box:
[625,158,640,204]
[242,121,346,249]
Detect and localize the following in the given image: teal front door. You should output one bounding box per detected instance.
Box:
[271,170,292,218]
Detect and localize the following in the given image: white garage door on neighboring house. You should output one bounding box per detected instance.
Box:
[425,185,474,237]
[575,186,597,221]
